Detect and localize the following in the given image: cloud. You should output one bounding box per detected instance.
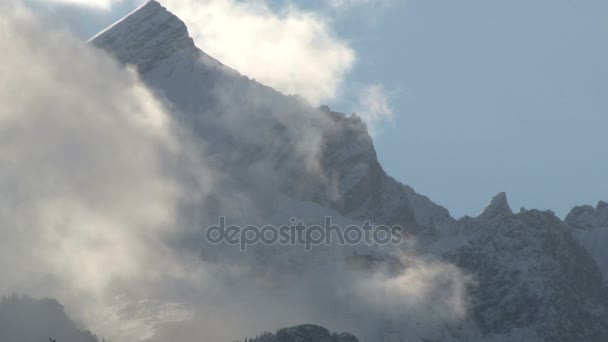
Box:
[24,0,357,104]
[328,0,392,10]
[355,83,394,133]
[0,3,211,339]
[161,0,355,104]
[27,0,121,10]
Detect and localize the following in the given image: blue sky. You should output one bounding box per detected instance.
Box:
[29,0,607,218]
[330,0,608,218]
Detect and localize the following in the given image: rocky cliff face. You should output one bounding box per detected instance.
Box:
[319,107,454,235]
[448,195,608,341]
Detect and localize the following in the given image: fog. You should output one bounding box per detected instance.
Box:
[0,4,472,342]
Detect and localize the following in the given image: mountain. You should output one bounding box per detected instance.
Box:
[244,324,358,342]
[88,1,608,341]
[566,202,608,281]
[450,195,608,341]
[90,0,452,235]
[0,295,98,342]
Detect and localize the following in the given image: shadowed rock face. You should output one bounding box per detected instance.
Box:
[246,325,358,342]
[566,201,608,289]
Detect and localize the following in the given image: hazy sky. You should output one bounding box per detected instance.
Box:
[27,0,607,218]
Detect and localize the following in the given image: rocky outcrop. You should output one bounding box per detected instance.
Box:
[246,324,358,342]
[566,201,608,230]
[449,196,608,341]
[566,201,608,283]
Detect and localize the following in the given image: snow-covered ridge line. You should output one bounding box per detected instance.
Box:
[88,1,165,43]
[90,0,195,72]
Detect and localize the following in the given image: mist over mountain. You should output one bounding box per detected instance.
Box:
[0,296,97,342]
[1,1,607,342]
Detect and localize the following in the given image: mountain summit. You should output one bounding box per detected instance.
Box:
[90,1,195,72]
[478,192,513,220]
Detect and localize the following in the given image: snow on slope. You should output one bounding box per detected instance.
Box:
[90,0,196,72]
[451,194,608,342]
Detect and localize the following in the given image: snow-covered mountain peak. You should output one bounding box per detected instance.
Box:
[477,192,513,221]
[89,0,195,72]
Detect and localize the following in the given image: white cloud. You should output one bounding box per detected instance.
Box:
[328,0,393,10]
[355,83,395,133]
[0,4,211,339]
[29,0,121,9]
[26,0,361,105]
[161,0,355,104]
